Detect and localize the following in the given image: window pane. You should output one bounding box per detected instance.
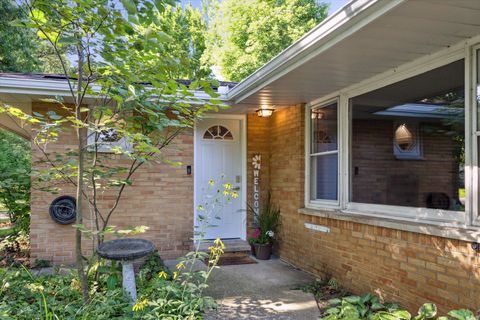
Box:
[351,60,465,211]
[311,103,338,154]
[311,154,338,201]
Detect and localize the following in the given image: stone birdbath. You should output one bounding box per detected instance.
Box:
[97,238,155,302]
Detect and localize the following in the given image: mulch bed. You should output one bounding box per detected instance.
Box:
[0,222,10,229]
[301,278,349,315]
[0,234,30,267]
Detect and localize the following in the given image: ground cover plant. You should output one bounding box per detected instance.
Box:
[321,294,478,320]
[0,238,225,319]
[302,279,478,320]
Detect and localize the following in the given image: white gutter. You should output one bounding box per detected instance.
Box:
[226,0,406,104]
[0,77,230,102]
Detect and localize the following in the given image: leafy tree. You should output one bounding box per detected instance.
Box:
[0,0,65,73]
[203,0,329,82]
[0,129,30,235]
[158,4,211,79]
[1,0,223,303]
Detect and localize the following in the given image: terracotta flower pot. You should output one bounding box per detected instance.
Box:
[254,243,272,260]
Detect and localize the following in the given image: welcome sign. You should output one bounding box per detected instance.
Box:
[252,154,261,226]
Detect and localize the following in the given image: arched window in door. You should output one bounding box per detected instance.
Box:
[203,125,233,140]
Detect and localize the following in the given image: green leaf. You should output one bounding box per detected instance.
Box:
[391,310,412,320]
[120,0,137,14]
[328,298,342,306]
[415,303,437,319]
[447,309,477,320]
[343,296,361,304]
[106,274,118,290]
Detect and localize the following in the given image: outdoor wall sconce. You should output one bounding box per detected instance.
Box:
[311,110,325,120]
[256,106,275,117]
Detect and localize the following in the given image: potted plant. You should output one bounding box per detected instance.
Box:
[248,192,281,260]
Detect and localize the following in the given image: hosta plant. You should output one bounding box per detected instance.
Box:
[321,294,478,320]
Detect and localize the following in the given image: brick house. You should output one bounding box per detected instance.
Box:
[1,0,480,313]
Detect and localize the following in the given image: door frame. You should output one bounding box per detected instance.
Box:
[193,113,247,240]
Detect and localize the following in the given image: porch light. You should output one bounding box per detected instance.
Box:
[256,106,275,117]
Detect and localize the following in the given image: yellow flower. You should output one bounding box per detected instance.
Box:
[176,262,185,270]
[231,191,239,199]
[173,271,178,280]
[208,179,215,186]
[158,271,167,279]
[223,190,230,196]
[223,183,232,190]
[132,298,149,312]
[214,238,225,248]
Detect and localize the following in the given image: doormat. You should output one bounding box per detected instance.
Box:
[206,255,257,266]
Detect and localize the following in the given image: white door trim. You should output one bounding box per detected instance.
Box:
[193,113,247,240]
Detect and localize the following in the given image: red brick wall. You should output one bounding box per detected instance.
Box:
[351,119,460,208]
[30,102,194,264]
[246,104,480,313]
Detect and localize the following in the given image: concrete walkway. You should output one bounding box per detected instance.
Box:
[197,257,319,319]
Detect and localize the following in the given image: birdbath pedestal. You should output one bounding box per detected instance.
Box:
[97,238,155,302]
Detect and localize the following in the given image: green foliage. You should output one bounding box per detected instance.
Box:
[3,0,225,242]
[2,0,225,302]
[203,0,329,81]
[0,240,225,319]
[134,239,225,319]
[248,191,281,244]
[0,128,30,235]
[321,294,479,320]
[158,3,211,79]
[0,267,132,319]
[0,0,65,73]
[137,252,171,283]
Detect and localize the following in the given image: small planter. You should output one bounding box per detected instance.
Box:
[253,243,272,260]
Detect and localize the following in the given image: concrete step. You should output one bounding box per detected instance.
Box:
[199,239,251,254]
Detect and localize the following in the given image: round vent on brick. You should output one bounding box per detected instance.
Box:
[49,196,76,225]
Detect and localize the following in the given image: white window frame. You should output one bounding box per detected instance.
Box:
[304,37,480,228]
[305,98,342,209]
[470,43,480,226]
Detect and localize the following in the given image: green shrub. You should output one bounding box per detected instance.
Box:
[0,128,31,236]
[321,294,478,320]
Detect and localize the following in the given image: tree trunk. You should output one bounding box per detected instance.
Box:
[75,43,90,303]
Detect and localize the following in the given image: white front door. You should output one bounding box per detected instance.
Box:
[195,117,245,239]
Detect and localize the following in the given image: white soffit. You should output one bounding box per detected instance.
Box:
[228,0,480,108]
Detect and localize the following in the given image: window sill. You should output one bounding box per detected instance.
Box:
[298,207,480,242]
